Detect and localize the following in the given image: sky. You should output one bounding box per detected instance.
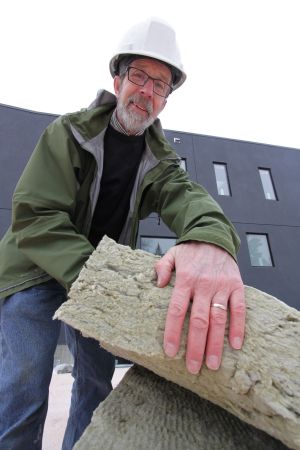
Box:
[1,0,299,149]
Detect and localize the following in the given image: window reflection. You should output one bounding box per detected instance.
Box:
[246,234,273,266]
[140,237,176,256]
[213,163,231,196]
[179,158,187,171]
[259,168,277,200]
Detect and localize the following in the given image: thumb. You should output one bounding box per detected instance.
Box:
[155,248,176,287]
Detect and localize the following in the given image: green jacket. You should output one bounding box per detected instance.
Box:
[0,90,240,300]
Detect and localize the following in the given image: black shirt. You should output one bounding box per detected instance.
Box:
[88,124,145,247]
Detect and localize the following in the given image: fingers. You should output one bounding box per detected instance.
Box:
[186,288,229,373]
[228,286,246,349]
[185,291,211,373]
[159,242,246,375]
[186,286,245,374]
[155,248,175,287]
[165,283,244,375]
[163,284,191,358]
[205,296,229,370]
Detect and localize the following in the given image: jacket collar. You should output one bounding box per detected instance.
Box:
[68,89,179,162]
[88,89,166,137]
[88,89,116,110]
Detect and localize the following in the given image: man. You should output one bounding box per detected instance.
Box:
[0,18,245,449]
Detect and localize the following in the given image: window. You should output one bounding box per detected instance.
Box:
[140,237,176,256]
[173,137,181,144]
[246,234,273,267]
[213,163,231,196]
[179,158,187,171]
[259,168,277,200]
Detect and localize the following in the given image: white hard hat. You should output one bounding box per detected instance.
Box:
[109,18,186,91]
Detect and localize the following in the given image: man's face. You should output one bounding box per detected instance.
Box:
[114,58,172,135]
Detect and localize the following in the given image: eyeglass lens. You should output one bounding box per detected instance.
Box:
[128,67,171,97]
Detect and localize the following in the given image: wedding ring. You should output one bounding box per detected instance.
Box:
[211,303,227,311]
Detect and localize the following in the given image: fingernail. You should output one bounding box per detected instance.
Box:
[233,337,242,349]
[164,343,177,357]
[207,355,219,370]
[187,360,201,374]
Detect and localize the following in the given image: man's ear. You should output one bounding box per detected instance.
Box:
[114,76,121,97]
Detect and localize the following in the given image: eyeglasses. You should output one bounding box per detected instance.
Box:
[127,66,172,98]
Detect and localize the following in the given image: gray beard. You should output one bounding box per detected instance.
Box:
[116,95,154,135]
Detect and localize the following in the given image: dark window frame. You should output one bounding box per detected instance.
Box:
[246,232,274,267]
[258,167,278,201]
[179,158,187,171]
[213,162,232,196]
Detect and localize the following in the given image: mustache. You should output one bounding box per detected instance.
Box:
[127,94,153,114]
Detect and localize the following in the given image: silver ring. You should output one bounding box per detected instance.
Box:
[211,303,227,311]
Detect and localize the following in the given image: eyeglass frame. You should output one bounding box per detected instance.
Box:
[126,66,173,98]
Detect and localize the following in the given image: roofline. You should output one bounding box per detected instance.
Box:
[165,127,300,152]
[1,102,299,152]
[0,102,59,120]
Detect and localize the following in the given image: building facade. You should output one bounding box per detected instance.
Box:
[1,103,299,310]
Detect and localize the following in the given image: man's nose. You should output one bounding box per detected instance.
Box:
[140,78,154,97]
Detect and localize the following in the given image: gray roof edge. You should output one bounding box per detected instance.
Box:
[0,102,59,120]
[1,102,298,152]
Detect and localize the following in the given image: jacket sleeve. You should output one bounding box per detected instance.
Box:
[11,117,94,290]
[139,161,240,260]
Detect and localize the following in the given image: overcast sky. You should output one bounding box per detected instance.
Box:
[1,0,299,149]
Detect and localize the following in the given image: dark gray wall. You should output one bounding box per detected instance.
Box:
[0,104,57,235]
[1,104,299,309]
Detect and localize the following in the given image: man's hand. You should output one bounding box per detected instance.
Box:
[155,241,246,374]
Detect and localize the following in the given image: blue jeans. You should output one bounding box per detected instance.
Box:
[0,279,115,450]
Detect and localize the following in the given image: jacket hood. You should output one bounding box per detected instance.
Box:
[88,89,116,110]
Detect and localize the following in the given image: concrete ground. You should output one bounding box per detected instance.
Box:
[42,367,129,450]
